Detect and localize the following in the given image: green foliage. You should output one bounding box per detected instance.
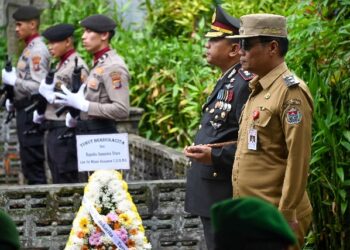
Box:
[142,0,213,38]
[286,1,350,249]
[0,28,7,69]
[41,0,111,62]
[113,27,218,147]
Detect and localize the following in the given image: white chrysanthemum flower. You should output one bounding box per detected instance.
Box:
[118,199,133,212]
[131,232,146,246]
[65,170,151,250]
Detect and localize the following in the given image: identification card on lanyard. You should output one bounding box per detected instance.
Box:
[248,128,257,150]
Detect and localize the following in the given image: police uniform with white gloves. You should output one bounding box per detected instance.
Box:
[39,24,89,183]
[2,6,50,184]
[54,15,130,134]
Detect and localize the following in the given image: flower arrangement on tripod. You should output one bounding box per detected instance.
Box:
[65,170,151,250]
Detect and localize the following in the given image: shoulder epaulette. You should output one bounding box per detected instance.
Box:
[283,74,300,88]
[238,68,255,81]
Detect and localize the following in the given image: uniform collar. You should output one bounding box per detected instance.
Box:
[59,49,75,68]
[93,46,110,64]
[258,62,288,90]
[24,33,39,46]
[220,62,240,80]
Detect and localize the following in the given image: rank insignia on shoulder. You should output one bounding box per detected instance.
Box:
[283,74,300,87]
[228,69,237,79]
[238,69,255,81]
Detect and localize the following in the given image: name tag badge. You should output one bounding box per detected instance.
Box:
[248,128,257,150]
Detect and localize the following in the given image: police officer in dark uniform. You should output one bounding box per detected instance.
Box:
[2,6,50,184]
[54,14,130,135]
[184,6,252,250]
[36,24,89,183]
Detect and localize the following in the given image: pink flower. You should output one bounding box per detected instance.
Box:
[115,228,129,243]
[89,231,102,246]
[107,212,118,222]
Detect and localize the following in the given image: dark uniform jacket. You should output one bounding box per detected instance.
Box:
[185,63,252,217]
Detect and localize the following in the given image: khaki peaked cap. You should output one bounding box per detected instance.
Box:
[228,13,287,38]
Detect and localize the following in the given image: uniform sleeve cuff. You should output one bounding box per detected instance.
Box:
[279,208,297,222]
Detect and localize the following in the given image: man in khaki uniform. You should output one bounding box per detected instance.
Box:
[36,23,89,183]
[2,6,50,184]
[228,14,313,249]
[54,14,130,134]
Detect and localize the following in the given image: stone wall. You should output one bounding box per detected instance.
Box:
[0,108,205,249]
[0,181,205,250]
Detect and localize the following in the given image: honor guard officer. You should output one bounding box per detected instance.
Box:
[37,24,89,183]
[1,6,50,184]
[184,6,252,250]
[54,14,130,134]
[230,14,314,249]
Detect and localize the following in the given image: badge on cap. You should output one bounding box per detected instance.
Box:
[286,107,302,124]
[32,55,41,71]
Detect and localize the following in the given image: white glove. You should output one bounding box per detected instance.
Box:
[33,110,45,124]
[39,78,56,104]
[5,99,14,112]
[54,84,89,112]
[65,112,77,128]
[2,67,17,86]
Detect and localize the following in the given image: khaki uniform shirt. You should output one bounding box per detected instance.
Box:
[81,49,130,121]
[45,52,89,121]
[14,36,50,101]
[232,62,313,222]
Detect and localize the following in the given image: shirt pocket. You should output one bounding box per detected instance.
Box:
[254,106,272,128]
[87,77,102,91]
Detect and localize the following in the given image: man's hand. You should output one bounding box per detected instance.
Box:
[33,110,45,124]
[184,145,212,165]
[1,68,17,86]
[5,99,14,112]
[54,84,89,112]
[65,112,77,128]
[39,78,55,104]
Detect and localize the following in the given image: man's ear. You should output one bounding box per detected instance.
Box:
[269,40,279,56]
[100,32,109,41]
[229,43,240,57]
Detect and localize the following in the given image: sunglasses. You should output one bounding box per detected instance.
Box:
[239,38,273,51]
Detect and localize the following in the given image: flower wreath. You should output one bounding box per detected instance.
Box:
[65,170,151,250]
